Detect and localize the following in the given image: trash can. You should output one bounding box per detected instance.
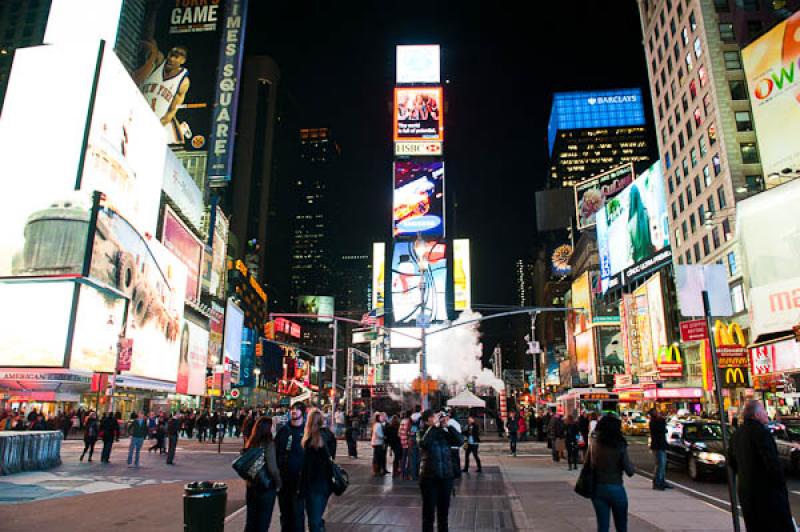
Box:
[183,481,227,532]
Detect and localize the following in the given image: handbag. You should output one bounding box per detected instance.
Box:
[574,443,596,499]
[323,444,349,496]
[232,447,273,491]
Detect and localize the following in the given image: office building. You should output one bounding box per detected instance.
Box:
[334,254,372,313]
[548,88,651,187]
[515,258,534,308]
[635,0,800,314]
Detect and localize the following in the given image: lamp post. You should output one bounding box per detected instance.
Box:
[253,367,261,407]
[414,236,430,411]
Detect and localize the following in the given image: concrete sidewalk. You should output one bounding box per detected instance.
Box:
[224,444,738,531]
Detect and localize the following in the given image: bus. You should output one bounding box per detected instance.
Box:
[557,388,619,416]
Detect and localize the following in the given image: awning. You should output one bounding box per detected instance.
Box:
[643,387,704,400]
[0,369,92,394]
[447,389,486,408]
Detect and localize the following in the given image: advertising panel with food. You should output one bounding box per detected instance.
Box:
[574,163,635,230]
[391,241,448,325]
[596,161,670,291]
[393,160,445,238]
[394,87,444,141]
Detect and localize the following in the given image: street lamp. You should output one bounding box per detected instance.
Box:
[253,367,261,406]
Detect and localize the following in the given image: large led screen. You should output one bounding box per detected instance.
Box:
[70,284,127,373]
[90,207,186,382]
[596,162,670,290]
[297,295,335,323]
[209,207,229,300]
[453,239,471,311]
[742,11,800,183]
[391,241,447,324]
[372,242,385,310]
[632,272,667,372]
[393,160,445,238]
[396,45,440,84]
[574,163,635,230]
[0,281,74,367]
[162,206,203,304]
[575,330,596,385]
[571,272,592,334]
[224,299,244,384]
[394,87,444,141]
[177,320,209,396]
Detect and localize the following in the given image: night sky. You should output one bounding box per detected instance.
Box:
[247,0,656,310]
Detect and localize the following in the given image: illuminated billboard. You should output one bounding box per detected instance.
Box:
[70,284,127,373]
[596,162,670,291]
[598,327,624,380]
[45,0,123,47]
[162,147,204,232]
[396,45,440,84]
[575,330,596,385]
[737,177,800,339]
[574,163,635,230]
[633,272,667,372]
[162,206,203,304]
[209,206,229,300]
[394,87,444,141]
[90,207,186,382]
[297,295,335,323]
[372,242,385,310]
[453,239,471,311]
[177,320,209,396]
[393,160,445,238]
[0,281,75,367]
[224,299,244,384]
[570,272,592,334]
[742,11,800,183]
[391,241,447,324]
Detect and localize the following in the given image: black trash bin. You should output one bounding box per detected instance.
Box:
[184,481,228,532]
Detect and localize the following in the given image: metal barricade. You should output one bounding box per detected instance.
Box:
[0,431,62,475]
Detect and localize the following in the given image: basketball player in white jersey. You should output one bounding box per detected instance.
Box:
[134,40,191,145]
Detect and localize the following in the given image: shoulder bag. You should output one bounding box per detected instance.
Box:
[232,447,273,491]
[323,442,349,496]
[574,442,596,499]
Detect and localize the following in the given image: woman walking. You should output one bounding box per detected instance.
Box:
[589,415,635,532]
[386,415,402,476]
[564,414,580,470]
[243,416,281,531]
[80,411,99,462]
[301,408,337,532]
[371,412,386,476]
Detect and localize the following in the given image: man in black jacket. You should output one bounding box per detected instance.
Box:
[462,416,482,473]
[418,409,463,532]
[506,411,519,456]
[275,402,307,532]
[100,413,119,463]
[729,400,794,532]
[166,413,180,465]
[648,409,670,490]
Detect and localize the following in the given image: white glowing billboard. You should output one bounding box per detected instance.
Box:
[45,0,123,47]
[396,45,441,84]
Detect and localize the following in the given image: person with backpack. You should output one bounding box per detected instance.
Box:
[80,411,99,462]
[243,416,281,531]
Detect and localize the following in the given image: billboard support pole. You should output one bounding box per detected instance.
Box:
[703,290,741,532]
[331,321,338,414]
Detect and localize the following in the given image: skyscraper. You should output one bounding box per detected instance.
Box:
[290,128,340,307]
[548,88,651,187]
[635,0,799,312]
[334,253,372,313]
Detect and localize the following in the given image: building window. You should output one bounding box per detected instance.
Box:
[703,235,710,255]
[674,42,681,63]
[667,56,673,74]
[724,51,742,70]
[690,12,697,31]
[723,218,732,241]
[694,175,703,195]
[670,19,677,36]
[735,111,753,131]
[679,131,686,149]
[686,120,694,140]
[699,205,706,225]
[678,256,684,265]
[702,93,712,115]
[686,251,693,264]
[682,94,689,112]
[687,186,693,204]
[677,3,683,17]
[718,186,728,208]
[679,193,685,212]
[672,202,678,220]
[707,195,716,214]
[698,66,708,87]
[745,174,764,193]
[729,80,748,100]
[741,142,759,164]
[699,135,708,157]
[668,177,675,194]
[661,126,668,144]
[720,23,735,41]
[682,158,690,177]
[690,213,697,233]
[691,147,698,167]
[731,283,746,313]
[712,227,721,248]
[685,52,694,72]
[682,27,690,45]
[714,0,730,11]
[668,117,675,134]
[694,242,702,261]
[675,228,682,248]
[689,79,698,98]
[675,167,683,185]
[666,152,673,169]
[708,123,717,145]
[682,221,689,241]
[727,251,738,275]
[712,154,722,175]
[694,37,703,58]
[742,0,760,10]
[703,165,712,186]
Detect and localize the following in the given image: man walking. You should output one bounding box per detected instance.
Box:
[127,412,148,468]
[506,411,519,456]
[648,409,670,490]
[166,413,180,465]
[419,409,463,532]
[462,415,482,473]
[100,412,119,463]
[275,402,307,532]
[729,400,794,531]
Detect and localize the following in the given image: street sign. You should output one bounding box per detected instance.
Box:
[352,328,378,344]
[230,388,240,399]
[680,319,708,342]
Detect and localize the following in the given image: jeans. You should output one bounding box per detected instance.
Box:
[127,436,144,465]
[278,475,305,532]
[401,448,410,477]
[464,444,482,471]
[509,432,518,455]
[101,437,114,462]
[652,449,667,488]
[420,477,454,532]
[372,445,386,473]
[347,437,358,458]
[591,483,629,532]
[410,445,420,480]
[567,444,579,469]
[305,489,331,532]
[167,435,178,464]
[245,485,277,532]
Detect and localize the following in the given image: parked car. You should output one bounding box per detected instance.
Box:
[771,417,800,474]
[666,420,727,481]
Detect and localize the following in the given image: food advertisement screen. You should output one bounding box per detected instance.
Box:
[574,163,634,230]
[391,241,448,325]
[393,160,445,238]
[394,87,444,141]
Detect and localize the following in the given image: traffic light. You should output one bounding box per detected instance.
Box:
[255,341,263,358]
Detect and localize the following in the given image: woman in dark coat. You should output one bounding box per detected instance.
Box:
[589,415,635,532]
[242,416,282,532]
[301,408,337,532]
[564,414,581,470]
[80,411,99,462]
[385,415,402,476]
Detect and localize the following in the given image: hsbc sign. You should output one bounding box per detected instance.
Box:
[394,141,443,156]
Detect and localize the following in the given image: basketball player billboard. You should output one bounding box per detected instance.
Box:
[134,0,228,155]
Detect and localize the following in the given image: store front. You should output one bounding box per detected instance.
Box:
[643,387,704,415]
[0,369,92,416]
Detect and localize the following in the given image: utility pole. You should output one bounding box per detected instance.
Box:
[331,321,338,416]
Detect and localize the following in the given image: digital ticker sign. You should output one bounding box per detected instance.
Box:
[393,160,445,238]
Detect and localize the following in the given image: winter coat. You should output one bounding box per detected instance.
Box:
[83,418,99,442]
[418,425,463,480]
[505,417,519,434]
[728,418,794,532]
[649,417,668,450]
[300,428,337,495]
[463,422,481,444]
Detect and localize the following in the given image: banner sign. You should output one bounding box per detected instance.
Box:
[208,0,249,185]
[117,338,133,372]
[680,319,708,342]
[394,141,443,156]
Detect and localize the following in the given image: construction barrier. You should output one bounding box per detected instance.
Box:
[0,431,62,475]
